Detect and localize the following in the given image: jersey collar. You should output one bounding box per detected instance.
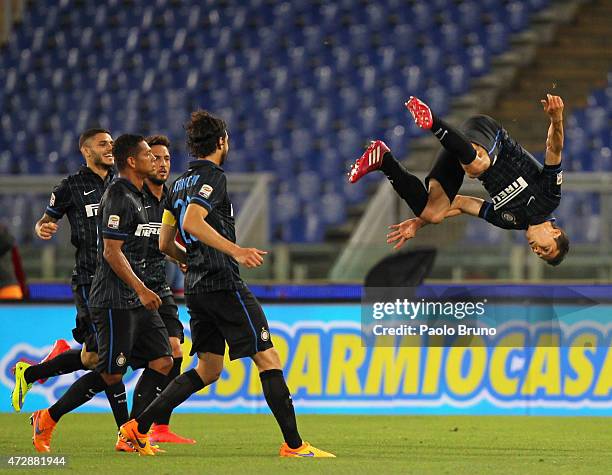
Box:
[79,165,115,184]
[115,177,144,195]
[188,159,224,172]
[143,182,168,202]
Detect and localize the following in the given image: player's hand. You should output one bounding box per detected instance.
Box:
[179,263,188,274]
[541,94,564,123]
[233,247,268,268]
[36,222,58,240]
[386,218,423,250]
[138,286,162,311]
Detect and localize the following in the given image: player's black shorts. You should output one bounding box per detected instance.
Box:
[159,295,184,342]
[71,284,98,353]
[426,148,465,202]
[186,286,273,360]
[90,306,172,375]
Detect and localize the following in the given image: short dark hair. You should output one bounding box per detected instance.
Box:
[185,110,227,158]
[146,134,170,148]
[547,224,570,266]
[79,128,111,149]
[113,134,145,171]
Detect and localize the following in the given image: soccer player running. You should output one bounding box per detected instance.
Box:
[141,134,195,445]
[349,94,569,265]
[14,129,133,449]
[30,135,173,453]
[119,111,335,458]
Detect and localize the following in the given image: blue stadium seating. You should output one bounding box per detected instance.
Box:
[0,0,576,243]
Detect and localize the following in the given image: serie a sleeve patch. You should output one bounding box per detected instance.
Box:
[107,214,120,229]
[199,184,213,199]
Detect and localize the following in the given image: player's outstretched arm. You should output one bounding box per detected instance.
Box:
[540,94,564,166]
[34,213,59,240]
[183,203,267,268]
[159,211,187,264]
[102,238,161,310]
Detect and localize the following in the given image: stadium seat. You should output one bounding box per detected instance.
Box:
[1,0,567,242]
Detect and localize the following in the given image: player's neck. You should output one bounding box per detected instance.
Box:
[198,153,222,166]
[119,170,145,191]
[87,162,111,180]
[146,180,164,199]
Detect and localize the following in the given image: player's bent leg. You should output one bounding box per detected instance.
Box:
[13,347,86,412]
[150,337,196,444]
[122,353,221,454]
[419,180,452,225]
[406,96,478,167]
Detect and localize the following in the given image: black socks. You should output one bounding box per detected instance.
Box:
[130,367,168,420]
[154,357,183,426]
[104,381,129,427]
[24,350,85,384]
[48,371,107,422]
[380,152,429,216]
[137,369,204,434]
[431,116,477,165]
[260,369,302,450]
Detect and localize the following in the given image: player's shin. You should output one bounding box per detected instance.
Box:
[380,153,429,216]
[130,368,168,419]
[47,371,107,422]
[137,369,205,434]
[430,116,477,165]
[104,381,129,427]
[153,357,182,426]
[23,350,85,384]
[260,369,303,450]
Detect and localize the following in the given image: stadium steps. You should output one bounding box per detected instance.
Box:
[490,0,612,152]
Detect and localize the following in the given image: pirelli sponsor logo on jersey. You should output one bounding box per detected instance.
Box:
[492,176,528,210]
[85,203,100,217]
[135,222,162,237]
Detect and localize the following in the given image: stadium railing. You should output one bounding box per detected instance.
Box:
[0,172,271,280]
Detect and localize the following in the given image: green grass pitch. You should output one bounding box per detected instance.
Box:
[0,413,608,474]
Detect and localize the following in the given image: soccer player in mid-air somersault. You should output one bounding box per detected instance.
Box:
[118,110,335,457]
[349,94,569,265]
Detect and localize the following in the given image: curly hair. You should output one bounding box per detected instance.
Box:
[185,110,227,158]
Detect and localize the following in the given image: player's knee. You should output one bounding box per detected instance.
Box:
[101,372,122,386]
[420,208,445,224]
[203,368,221,385]
[195,364,221,385]
[252,348,282,372]
[149,356,174,375]
[81,351,98,370]
[169,338,183,358]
